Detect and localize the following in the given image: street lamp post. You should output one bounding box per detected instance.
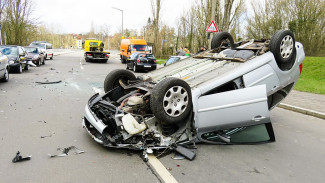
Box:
[112,7,123,37]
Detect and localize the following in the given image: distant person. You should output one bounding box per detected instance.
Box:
[177,47,185,56]
[197,46,206,54]
[183,47,190,56]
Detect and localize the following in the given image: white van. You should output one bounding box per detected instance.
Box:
[29,41,54,60]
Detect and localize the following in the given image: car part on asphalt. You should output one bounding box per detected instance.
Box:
[48,146,84,158]
[83,30,305,160]
[35,80,62,84]
[12,151,31,163]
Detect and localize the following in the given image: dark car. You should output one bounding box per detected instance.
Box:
[0,45,29,73]
[125,53,157,72]
[24,46,45,66]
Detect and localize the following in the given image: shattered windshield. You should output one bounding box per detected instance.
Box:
[0,47,18,56]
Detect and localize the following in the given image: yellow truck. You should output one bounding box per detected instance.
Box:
[84,39,110,63]
[120,38,148,63]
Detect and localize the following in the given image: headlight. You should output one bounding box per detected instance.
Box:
[9,60,14,64]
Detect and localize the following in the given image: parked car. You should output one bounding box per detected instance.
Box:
[0,45,31,73]
[82,30,304,160]
[0,51,9,82]
[125,53,157,72]
[24,46,45,66]
[164,56,188,66]
[29,41,54,60]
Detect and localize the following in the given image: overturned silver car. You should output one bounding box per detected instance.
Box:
[83,30,305,160]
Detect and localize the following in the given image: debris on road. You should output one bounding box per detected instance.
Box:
[40,133,52,138]
[36,80,62,84]
[12,151,31,163]
[50,68,56,70]
[48,146,84,158]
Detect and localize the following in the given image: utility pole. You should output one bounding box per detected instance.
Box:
[0,0,2,45]
[112,7,123,37]
[208,0,217,49]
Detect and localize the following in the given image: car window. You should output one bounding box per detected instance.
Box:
[145,54,155,59]
[30,43,46,49]
[0,47,17,56]
[24,47,38,53]
[201,123,274,144]
[46,44,52,49]
[131,45,147,51]
[165,57,180,65]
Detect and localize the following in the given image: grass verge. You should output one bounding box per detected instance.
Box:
[294,56,325,94]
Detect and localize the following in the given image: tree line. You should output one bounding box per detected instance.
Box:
[0,0,324,56]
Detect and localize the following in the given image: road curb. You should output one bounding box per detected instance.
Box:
[278,103,325,120]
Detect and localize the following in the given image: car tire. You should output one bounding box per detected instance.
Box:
[24,64,29,71]
[38,59,42,66]
[17,64,22,73]
[269,30,296,70]
[125,63,129,70]
[211,32,235,49]
[103,69,136,93]
[133,63,138,72]
[45,54,47,60]
[1,67,9,82]
[42,58,45,65]
[50,55,53,60]
[150,77,192,124]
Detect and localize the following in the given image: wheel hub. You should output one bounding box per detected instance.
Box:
[163,86,188,117]
[280,35,293,59]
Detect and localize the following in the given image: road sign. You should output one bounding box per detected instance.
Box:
[206,21,218,32]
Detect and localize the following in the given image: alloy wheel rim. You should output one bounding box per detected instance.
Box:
[163,86,188,117]
[280,35,293,59]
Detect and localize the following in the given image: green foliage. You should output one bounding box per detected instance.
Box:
[295,57,325,94]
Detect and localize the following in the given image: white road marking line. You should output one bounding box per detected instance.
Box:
[80,59,84,70]
[92,87,105,95]
[148,155,178,183]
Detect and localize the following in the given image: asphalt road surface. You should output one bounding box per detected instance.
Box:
[0,50,324,183]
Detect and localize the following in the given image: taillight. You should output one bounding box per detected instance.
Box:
[137,59,140,63]
[105,54,109,57]
[299,63,303,74]
[154,59,157,63]
[87,54,91,56]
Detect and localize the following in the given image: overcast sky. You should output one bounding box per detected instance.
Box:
[32,0,196,34]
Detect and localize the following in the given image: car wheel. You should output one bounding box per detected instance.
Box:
[150,77,192,124]
[42,58,45,65]
[17,64,22,73]
[50,55,53,60]
[211,32,235,49]
[125,63,129,70]
[103,69,136,93]
[269,30,296,70]
[38,59,42,66]
[24,64,29,71]
[45,54,47,60]
[1,67,9,82]
[133,63,138,72]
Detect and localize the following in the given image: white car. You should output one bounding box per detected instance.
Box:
[29,41,54,60]
[0,51,9,82]
[83,30,304,160]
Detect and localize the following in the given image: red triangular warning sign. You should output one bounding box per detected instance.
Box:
[206,21,219,32]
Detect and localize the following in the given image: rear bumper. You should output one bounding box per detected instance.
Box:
[136,64,157,70]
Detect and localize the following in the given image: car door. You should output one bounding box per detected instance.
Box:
[196,85,274,144]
